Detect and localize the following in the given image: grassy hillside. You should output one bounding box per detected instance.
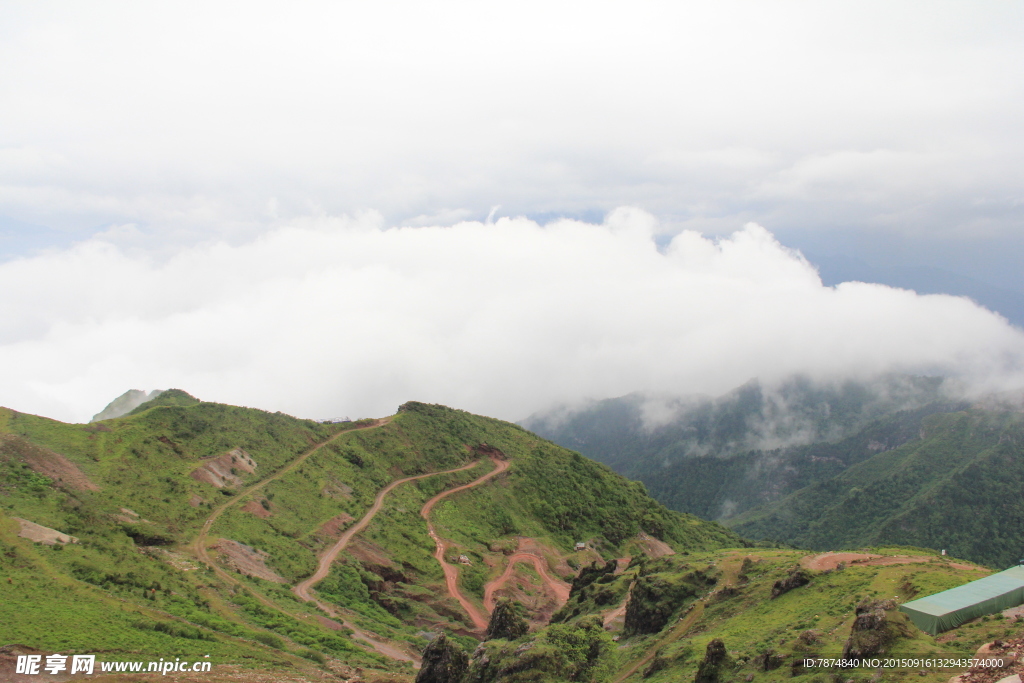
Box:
[0,394,739,681]
[730,408,1024,568]
[430,546,1015,683]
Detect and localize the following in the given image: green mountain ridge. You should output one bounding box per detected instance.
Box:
[0,393,738,681]
[525,374,1024,570]
[3,391,1022,683]
[729,407,1024,568]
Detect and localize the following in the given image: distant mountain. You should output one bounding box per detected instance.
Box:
[521,375,960,520]
[90,388,164,422]
[729,406,1024,569]
[522,376,1024,569]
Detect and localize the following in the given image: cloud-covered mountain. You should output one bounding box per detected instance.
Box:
[520,374,968,520]
[2,213,1023,424]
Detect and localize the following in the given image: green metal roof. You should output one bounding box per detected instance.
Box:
[899,565,1024,634]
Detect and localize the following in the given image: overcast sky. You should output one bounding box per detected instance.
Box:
[3,1,1024,422]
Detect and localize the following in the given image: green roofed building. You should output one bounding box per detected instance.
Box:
[899,565,1024,635]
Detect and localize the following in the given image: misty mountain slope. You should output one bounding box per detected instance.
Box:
[729,408,1024,568]
[521,375,958,520]
[0,393,739,680]
[89,388,164,422]
[642,401,968,520]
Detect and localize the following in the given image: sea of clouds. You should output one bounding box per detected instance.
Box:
[2,208,1022,424]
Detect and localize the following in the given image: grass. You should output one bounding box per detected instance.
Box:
[0,396,744,681]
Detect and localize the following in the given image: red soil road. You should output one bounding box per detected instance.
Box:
[291,458,488,665]
[192,419,392,573]
[602,583,633,628]
[189,418,419,662]
[293,458,483,601]
[420,456,511,632]
[482,552,571,613]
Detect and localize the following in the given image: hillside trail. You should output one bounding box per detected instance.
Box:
[421,455,510,631]
[188,418,420,662]
[601,580,634,628]
[291,457,500,665]
[611,554,747,681]
[191,418,391,569]
[612,601,705,683]
[482,551,571,613]
[293,459,484,601]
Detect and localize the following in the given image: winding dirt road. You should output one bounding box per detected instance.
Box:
[191,419,390,574]
[482,552,571,613]
[190,422,518,660]
[294,458,483,600]
[287,458,490,664]
[188,419,424,662]
[421,455,510,631]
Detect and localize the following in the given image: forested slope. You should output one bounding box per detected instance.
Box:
[730,408,1024,568]
[523,375,960,520]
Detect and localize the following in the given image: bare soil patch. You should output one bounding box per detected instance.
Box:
[0,434,98,492]
[482,549,571,626]
[321,481,353,500]
[635,532,675,558]
[515,537,575,578]
[0,645,80,683]
[241,499,271,519]
[951,632,1024,683]
[190,448,257,489]
[12,518,77,545]
[346,538,393,567]
[603,595,630,630]
[212,539,285,583]
[316,512,355,540]
[801,551,986,572]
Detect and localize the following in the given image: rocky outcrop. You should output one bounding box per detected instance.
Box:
[694,638,729,683]
[752,648,783,671]
[842,599,909,658]
[624,565,715,636]
[416,633,468,683]
[12,518,78,545]
[485,598,529,641]
[569,559,618,598]
[770,567,811,598]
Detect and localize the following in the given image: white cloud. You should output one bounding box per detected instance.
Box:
[2,209,1022,423]
[0,1,1022,242]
